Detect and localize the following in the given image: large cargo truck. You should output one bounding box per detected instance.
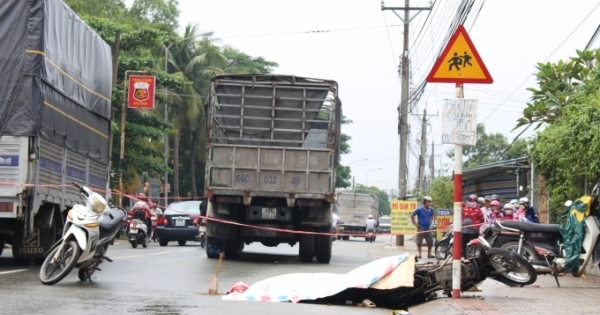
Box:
[0,0,112,264]
[204,74,341,263]
[336,191,379,241]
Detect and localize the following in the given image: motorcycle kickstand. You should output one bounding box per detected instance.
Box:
[544,256,561,287]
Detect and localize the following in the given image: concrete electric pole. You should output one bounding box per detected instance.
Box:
[381,0,431,246]
[418,109,427,192]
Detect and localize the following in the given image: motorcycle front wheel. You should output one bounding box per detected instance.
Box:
[39,240,82,285]
[486,248,537,286]
[435,239,449,260]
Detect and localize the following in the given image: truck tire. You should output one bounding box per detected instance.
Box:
[299,233,314,263]
[315,231,332,264]
[206,236,222,259]
[0,236,4,257]
[224,239,243,260]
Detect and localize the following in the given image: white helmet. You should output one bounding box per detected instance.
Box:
[423,196,433,202]
[519,197,529,204]
[368,214,373,219]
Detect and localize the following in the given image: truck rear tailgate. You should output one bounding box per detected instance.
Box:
[208,145,333,197]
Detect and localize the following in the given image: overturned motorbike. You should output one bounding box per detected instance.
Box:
[39,183,125,285]
[316,236,536,308]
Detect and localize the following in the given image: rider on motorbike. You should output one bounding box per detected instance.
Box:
[130,193,154,236]
[365,214,377,234]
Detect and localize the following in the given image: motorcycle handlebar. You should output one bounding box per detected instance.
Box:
[72,182,89,197]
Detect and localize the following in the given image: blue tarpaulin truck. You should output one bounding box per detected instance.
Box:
[0,0,112,264]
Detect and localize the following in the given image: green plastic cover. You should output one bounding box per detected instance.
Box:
[559,200,587,273]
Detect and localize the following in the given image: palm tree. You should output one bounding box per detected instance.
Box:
[165,25,228,198]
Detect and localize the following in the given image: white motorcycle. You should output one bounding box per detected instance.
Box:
[128,217,149,249]
[39,182,124,285]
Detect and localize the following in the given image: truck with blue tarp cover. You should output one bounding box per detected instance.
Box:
[0,0,112,264]
[204,74,341,263]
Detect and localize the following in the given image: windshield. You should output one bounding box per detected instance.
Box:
[379,218,391,224]
[164,201,201,215]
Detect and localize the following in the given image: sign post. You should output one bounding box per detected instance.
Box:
[426,25,492,298]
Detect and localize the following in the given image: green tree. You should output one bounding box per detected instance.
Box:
[517,48,600,221]
[423,177,454,209]
[355,184,391,215]
[222,47,279,74]
[129,0,181,30]
[447,123,528,167]
[336,116,353,188]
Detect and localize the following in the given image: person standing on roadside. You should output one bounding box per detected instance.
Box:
[411,196,436,259]
[332,208,340,240]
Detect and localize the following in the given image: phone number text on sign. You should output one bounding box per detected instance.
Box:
[442,99,478,146]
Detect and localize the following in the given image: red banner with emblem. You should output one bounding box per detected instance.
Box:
[128,75,156,109]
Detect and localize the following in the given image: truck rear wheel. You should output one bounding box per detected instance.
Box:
[224,239,243,260]
[0,236,4,257]
[315,229,332,264]
[299,233,314,263]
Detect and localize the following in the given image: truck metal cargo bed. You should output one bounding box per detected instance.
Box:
[205,75,341,202]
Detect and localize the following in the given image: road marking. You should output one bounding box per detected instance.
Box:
[182,249,196,252]
[111,255,139,260]
[0,269,27,276]
[150,251,173,255]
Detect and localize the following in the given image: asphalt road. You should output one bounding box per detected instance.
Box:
[0,236,399,315]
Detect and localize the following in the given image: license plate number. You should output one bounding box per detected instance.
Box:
[261,208,277,219]
[175,219,185,226]
[130,229,138,234]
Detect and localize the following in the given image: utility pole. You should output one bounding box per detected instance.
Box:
[429,141,435,182]
[418,109,427,192]
[382,0,431,246]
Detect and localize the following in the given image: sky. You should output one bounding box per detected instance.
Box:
[175,0,600,195]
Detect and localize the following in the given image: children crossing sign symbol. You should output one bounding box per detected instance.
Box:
[426,25,493,84]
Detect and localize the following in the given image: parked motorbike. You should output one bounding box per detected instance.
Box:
[434,224,453,260]
[39,182,124,285]
[128,218,149,249]
[316,236,537,308]
[366,228,376,243]
[468,190,600,286]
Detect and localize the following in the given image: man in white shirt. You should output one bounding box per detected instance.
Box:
[365,214,377,231]
[332,209,340,239]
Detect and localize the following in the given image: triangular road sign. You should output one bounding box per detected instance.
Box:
[426,25,493,84]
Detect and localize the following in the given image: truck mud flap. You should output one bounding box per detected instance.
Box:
[42,238,63,257]
[12,226,56,258]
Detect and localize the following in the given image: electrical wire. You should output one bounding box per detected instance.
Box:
[481,1,600,123]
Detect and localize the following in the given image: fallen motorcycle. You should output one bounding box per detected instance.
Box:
[39,182,124,285]
[223,235,537,309]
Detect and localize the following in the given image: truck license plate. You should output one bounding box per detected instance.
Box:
[175,219,185,226]
[261,208,277,219]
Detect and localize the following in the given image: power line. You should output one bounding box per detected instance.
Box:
[481,1,600,123]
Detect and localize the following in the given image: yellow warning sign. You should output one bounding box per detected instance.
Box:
[426,25,492,84]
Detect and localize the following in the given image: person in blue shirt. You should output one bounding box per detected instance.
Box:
[520,197,540,223]
[411,196,436,259]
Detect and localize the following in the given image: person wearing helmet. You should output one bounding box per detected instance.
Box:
[129,193,154,235]
[462,194,484,254]
[515,199,530,222]
[411,196,436,259]
[488,200,504,225]
[479,196,492,234]
[503,203,515,220]
[365,214,377,235]
[519,197,540,223]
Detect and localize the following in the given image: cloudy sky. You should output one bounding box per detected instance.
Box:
[175,0,600,194]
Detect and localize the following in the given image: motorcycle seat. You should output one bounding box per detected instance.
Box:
[499,221,560,233]
[99,209,125,238]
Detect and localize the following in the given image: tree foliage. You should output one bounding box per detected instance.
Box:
[447,123,529,168]
[517,48,600,221]
[423,177,454,209]
[355,184,391,215]
[336,116,353,188]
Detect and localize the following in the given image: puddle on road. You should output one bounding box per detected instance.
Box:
[133,303,198,315]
